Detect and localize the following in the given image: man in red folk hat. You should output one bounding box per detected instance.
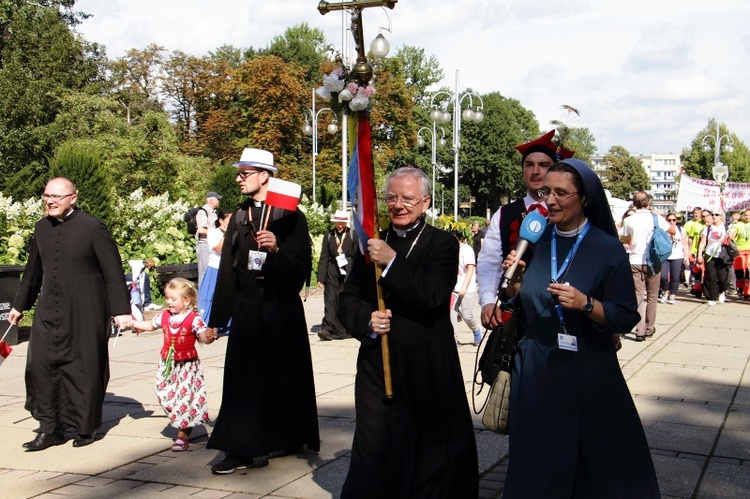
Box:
[477,130,574,328]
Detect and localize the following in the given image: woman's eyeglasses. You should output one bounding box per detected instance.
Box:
[667,218,677,222]
[537,188,579,201]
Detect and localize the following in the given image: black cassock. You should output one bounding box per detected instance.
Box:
[316,227,358,337]
[13,210,130,435]
[207,200,320,457]
[338,221,478,499]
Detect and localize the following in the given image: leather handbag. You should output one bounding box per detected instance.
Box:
[473,305,522,435]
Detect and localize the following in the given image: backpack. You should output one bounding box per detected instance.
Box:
[184,207,207,235]
[647,213,672,273]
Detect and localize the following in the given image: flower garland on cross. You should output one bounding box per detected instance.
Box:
[316,57,376,114]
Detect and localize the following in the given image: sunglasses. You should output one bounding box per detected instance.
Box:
[667,218,677,222]
[713,213,722,216]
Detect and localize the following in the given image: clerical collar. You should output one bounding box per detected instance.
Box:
[252,200,263,208]
[555,218,589,238]
[392,220,422,238]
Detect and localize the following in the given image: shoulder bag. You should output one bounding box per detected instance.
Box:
[473,301,522,435]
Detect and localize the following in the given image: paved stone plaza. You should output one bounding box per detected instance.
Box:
[1,288,749,498]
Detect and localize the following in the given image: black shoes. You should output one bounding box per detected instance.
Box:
[23,432,65,451]
[211,455,269,475]
[317,330,333,341]
[73,433,97,447]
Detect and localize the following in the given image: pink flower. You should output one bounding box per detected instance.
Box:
[180,421,188,428]
[180,404,188,412]
[198,396,206,404]
[180,387,188,396]
[159,382,167,389]
[361,85,376,98]
[332,67,344,76]
[202,413,210,421]
[347,81,358,93]
[195,380,202,388]
[167,391,175,399]
[190,408,197,416]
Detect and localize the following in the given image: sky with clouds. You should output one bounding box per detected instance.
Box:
[74,0,749,156]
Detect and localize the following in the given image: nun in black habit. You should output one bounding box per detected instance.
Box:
[501,159,660,498]
[338,167,478,499]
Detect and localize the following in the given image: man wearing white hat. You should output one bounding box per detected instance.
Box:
[206,148,320,474]
[316,209,358,341]
[196,191,222,287]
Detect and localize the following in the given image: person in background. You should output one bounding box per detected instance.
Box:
[660,213,690,304]
[618,209,636,253]
[338,167,478,498]
[697,210,730,306]
[501,159,659,498]
[733,208,750,299]
[727,211,742,294]
[132,278,216,452]
[470,220,484,260]
[620,191,675,341]
[196,191,222,288]
[316,210,358,341]
[197,209,232,332]
[8,177,132,451]
[684,206,705,287]
[451,229,483,346]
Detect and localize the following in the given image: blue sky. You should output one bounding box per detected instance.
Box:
[75,0,749,156]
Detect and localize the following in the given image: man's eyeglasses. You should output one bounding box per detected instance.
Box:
[236,171,260,180]
[384,195,425,208]
[537,188,579,201]
[41,193,74,202]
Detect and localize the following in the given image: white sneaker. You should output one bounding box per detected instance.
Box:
[667,296,676,305]
[659,294,668,304]
[706,300,717,306]
[718,293,726,304]
[144,303,163,311]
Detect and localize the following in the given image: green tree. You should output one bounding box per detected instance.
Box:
[394,45,444,107]
[208,163,243,211]
[552,124,597,164]
[455,92,540,212]
[0,6,105,199]
[48,140,116,228]
[107,44,165,125]
[262,23,328,86]
[681,118,750,183]
[601,146,650,199]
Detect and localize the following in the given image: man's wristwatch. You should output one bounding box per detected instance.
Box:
[582,296,594,315]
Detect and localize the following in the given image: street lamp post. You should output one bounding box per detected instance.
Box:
[303,88,339,203]
[702,122,734,211]
[417,124,446,223]
[429,69,484,220]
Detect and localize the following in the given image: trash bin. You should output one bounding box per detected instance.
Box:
[155,263,199,292]
[0,265,25,346]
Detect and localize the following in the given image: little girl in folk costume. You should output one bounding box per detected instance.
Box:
[133,277,216,451]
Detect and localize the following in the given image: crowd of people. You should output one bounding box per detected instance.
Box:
[8,133,750,496]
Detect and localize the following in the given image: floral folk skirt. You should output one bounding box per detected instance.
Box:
[155,358,210,429]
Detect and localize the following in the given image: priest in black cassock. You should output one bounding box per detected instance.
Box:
[9,177,132,451]
[338,167,478,498]
[316,209,358,341]
[206,148,320,475]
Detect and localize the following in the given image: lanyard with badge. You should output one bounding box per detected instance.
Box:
[334,231,349,275]
[245,206,267,271]
[550,222,590,352]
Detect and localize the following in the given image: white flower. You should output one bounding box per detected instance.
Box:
[322,72,345,94]
[316,86,331,99]
[349,93,369,111]
[338,88,353,102]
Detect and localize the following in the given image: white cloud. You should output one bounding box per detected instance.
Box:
[72,0,750,155]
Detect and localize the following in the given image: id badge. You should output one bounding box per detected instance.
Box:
[557,332,578,352]
[336,253,348,275]
[247,250,267,271]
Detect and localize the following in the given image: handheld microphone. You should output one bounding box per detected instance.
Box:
[501,210,547,288]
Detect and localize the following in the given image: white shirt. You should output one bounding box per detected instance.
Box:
[455,242,477,293]
[622,210,670,265]
[206,227,225,268]
[476,193,546,308]
[702,224,727,258]
[668,226,687,260]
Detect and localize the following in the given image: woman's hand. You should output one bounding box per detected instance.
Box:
[547,282,587,311]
